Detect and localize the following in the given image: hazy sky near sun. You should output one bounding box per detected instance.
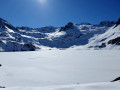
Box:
[0,0,120,27]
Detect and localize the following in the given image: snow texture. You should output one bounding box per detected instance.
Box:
[0,50,120,90]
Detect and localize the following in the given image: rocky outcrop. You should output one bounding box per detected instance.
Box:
[111,77,120,82]
[21,43,36,51]
[114,18,120,28]
[59,22,74,31]
[98,43,106,48]
[0,18,16,30]
[108,37,120,45]
[99,21,116,27]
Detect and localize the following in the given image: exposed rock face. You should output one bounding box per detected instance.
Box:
[22,43,36,51]
[111,77,120,82]
[0,18,16,30]
[114,18,120,28]
[60,22,74,31]
[99,43,106,48]
[108,37,120,45]
[99,21,116,27]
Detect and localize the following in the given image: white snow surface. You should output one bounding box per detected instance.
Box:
[1,82,120,90]
[0,50,120,90]
[72,25,120,50]
[87,25,120,49]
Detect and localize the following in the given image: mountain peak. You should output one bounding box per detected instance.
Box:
[0,18,16,30]
[114,18,120,28]
[99,21,116,27]
[0,18,7,29]
[0,18,6,22]
[59,22,74,31]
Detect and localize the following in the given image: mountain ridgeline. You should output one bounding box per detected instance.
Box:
[0,18,120,51]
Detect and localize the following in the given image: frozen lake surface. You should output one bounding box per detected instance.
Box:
[0,50,120,90]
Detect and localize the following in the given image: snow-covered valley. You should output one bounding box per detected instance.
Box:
[0,0,119,89]
[0,50,120,90]
[0,17,120,90]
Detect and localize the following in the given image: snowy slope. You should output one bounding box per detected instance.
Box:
[0,18,119,51]
[85,20,120,49]
[0,18,37,52]
[0,50,120,89]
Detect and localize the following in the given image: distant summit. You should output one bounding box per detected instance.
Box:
[99,21,116,27]
[79,22,91,25]
[114,18,120,28]
[0,18,16,30]
[60,22,74,31]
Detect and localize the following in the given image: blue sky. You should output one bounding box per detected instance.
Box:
[0,0,120,27]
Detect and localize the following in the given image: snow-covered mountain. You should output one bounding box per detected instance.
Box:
[0,18,119,51]
[84,18,120,50]
[0,18,37,52]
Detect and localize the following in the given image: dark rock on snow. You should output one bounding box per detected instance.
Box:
[111,77,120,82]
[108,37,120,45]
[60,22,74,31]
[114,18,120,28]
